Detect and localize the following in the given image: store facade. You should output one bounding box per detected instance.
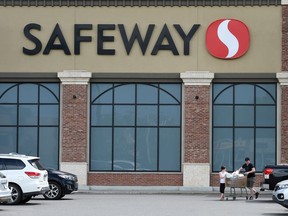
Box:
[0,0,285,187]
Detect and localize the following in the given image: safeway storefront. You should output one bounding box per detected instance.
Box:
[0,0,284,187]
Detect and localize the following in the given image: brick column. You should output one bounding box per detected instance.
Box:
[278,5,288,163]
[283,5,288,71]
[180,71,214,187]
[277,72,288,163]
[58,70,92,185]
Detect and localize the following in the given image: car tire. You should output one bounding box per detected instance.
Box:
[6,183,22,205]
[43,181,62,200]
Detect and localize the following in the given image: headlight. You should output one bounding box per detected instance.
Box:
[279,184,288,190]
[59,174,75,181]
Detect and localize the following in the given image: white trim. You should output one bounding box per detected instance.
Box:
[58,70,92,85]
[282,0,288,5]
[277,72,288,85]
[180,71,214,86]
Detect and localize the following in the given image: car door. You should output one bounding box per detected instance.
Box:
[0,159,26,190]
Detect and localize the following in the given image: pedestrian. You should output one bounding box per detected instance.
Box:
[238,157,259,200]
[219,165,227,201]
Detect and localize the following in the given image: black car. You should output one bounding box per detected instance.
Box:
[43,169,78,200]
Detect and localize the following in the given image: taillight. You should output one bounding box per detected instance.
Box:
[264,168,273,175]
[25,171,41,178]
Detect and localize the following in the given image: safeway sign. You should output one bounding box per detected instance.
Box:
[22,18,250,60]
[206,19,250,59]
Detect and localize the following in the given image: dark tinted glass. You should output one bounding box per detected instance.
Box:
[29,159,45,170]
[90,83,182,172]
[3,159,25,170]
[212,83,276,172]
[0,83,60,170]
[0,159,5,170]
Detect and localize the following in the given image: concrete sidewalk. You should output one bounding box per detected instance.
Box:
[78,185,270,195]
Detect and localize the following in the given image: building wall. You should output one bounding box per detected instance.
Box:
[183,85,210,164]
[0,6,281,73]
[88,173,183,186]
[281,6,288,164]
[62,84,88,162]
[0,2,283,187]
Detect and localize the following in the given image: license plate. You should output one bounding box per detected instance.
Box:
[264,174,269,179]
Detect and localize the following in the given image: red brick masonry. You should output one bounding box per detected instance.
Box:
[282,6,288,164]
[62,84,88,162]
[184,85,210,163]
[88,173,183,186]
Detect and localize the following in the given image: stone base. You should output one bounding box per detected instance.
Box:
[183,163,210,187]
[60,162,87,185]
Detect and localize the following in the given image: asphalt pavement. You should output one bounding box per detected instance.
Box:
[0,190,287,216]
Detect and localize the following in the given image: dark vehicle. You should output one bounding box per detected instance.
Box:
[261,165,288,191]
[44,169,78,200]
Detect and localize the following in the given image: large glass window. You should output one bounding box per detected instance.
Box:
[0,83,60,169]
[212,83,276,172]
[90,83,182,172]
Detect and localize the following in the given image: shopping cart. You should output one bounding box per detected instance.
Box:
[225,175,248,200]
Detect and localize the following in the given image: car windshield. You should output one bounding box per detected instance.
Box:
[29,159,45,170]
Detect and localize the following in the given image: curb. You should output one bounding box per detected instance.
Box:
[77,186,271,195]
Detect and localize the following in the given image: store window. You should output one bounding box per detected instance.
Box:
[0,83,60,169]
[90,83,182,172]
[212,83,276,172]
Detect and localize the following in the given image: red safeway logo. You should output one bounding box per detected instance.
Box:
[206,19,250,59]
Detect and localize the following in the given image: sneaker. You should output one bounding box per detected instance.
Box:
[255,192,259,199]
[249,196,253,200]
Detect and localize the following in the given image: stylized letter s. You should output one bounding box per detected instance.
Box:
[217,20,239,58]
[206,19,249,59]
[23,23,42,55]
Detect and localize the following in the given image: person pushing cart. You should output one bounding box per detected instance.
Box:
[238,157,259,200]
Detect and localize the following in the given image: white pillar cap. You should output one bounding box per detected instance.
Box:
[58,70,92,85]
[180,71,214,86]
[277,72,288,85]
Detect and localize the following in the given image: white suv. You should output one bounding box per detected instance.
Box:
[0,172,11,203]
[0,153,49,205]
[272,179,288,209]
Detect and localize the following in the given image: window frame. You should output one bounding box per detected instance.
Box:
[89,82,182,172]
[212,83,277,173]
[0,83,60,169]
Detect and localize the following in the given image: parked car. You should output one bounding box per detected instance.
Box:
[0,172,11,203]
[261,164,288,191]
[43,168,78,200]
[0,153,49,205]
[272,179,288,209]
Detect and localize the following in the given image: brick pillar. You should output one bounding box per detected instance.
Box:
[58,70,92,185]
[180,71,214,187]
[283,6,288,71]
[277,72,288,163]
[278,6,288,163]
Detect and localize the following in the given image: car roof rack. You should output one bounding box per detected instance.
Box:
[0,152,28,158]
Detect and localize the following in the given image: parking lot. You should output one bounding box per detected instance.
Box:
[0,192,287,216]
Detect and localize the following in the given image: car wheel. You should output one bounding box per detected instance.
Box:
[20,196,32,204]
[6,183,22,205]
[43,181,62,200]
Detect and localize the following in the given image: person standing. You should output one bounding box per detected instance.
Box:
[219,166,227,200]
[239,157,259,200]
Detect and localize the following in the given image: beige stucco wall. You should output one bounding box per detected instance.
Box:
[0,6,281,73]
